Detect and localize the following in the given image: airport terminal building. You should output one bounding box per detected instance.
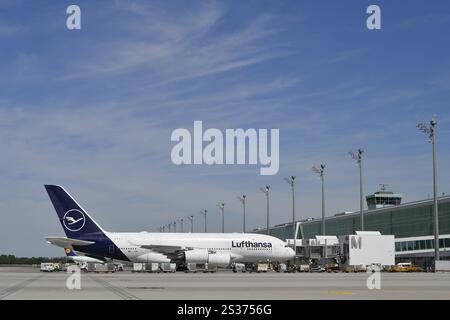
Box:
[254,190,450,268]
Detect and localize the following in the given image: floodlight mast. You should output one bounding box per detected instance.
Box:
[178,218,184,233]
[237,195,247,233]
[187,215,194,233]
[417,117,440,262]
[312,165,326,235]
[217,203,225,233]
[284,176,297,262]
[349,149,364,231]
[200,210,208,233]
[260,186,270,235]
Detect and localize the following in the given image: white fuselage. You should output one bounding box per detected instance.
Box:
[105,232,295,264]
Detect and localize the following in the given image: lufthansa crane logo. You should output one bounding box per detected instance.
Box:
[63,209,86,232]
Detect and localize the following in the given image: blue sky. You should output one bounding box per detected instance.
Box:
[1,1,450,256]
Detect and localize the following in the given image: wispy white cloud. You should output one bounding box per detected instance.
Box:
[62,4,292,84]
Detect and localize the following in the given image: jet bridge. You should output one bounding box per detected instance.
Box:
[287,235,340,262]
[287,231,395,267]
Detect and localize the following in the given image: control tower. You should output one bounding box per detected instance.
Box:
[366,184,402,210]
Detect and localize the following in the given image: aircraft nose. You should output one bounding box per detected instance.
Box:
[285,247,295,260]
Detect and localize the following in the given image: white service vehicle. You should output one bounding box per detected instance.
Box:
[40,262,57,272]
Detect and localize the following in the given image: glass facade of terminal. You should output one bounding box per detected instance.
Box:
[395,238,450,253]
[256,198,450,241]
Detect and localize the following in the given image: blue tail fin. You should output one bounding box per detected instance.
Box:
[64,247,77,257]
[45,185,105,239]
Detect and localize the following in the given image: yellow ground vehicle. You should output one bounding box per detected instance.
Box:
[391,262,422,272]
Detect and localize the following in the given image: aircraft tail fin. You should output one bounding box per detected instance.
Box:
[64,247,77,257]
[44,185,105,239]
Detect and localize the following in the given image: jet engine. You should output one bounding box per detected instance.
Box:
[184,249,209,264]
[184,249,231,267]
[207,252,231,267]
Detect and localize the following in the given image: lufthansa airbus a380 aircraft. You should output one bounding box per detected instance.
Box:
[44,185,295,267]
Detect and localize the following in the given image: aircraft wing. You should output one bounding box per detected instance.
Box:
[45,237,95,248]
[137,244,187,254]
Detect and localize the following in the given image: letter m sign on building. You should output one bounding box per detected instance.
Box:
[351,236,362,249]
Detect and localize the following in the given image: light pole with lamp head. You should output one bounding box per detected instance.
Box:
[237,195,247,233]
[417,117,440,262]
[349,149,364,231]
[260,186,270,235]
